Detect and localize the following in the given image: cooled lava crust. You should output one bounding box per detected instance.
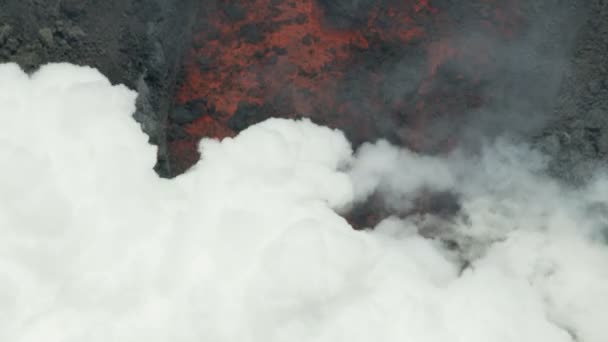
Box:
[162,0,522,177]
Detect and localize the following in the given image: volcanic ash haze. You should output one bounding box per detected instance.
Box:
[1,63,608,341]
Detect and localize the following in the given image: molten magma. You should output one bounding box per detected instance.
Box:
[167,0,521,176]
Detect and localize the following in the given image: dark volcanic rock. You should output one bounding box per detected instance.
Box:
[170,99,210,125]
[0,24,12,45]
[537,0,608,184]
[239,23,264,44]
[317,0,376,29]
[228,102,273,132]
[59,0,87,18]
[0,0,200,173]
[222,3,247,22]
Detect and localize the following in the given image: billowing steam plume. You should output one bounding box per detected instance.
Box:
[1,63,607,342]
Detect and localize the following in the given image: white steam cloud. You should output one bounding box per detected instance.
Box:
[1,63,607,342]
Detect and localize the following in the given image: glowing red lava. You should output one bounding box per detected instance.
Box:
[165,0,521,175]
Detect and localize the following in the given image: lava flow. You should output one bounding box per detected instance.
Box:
[163,0,521,177]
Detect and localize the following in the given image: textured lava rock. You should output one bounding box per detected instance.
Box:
[527,0,607,184]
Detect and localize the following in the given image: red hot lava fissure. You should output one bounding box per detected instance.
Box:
[165,0,521,177]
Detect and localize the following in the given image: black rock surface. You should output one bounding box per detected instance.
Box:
[535,0,608,184]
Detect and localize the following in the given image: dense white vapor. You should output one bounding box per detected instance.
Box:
[1,63,607,342]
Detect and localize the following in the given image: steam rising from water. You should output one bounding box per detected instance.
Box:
[1,63,607,342]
